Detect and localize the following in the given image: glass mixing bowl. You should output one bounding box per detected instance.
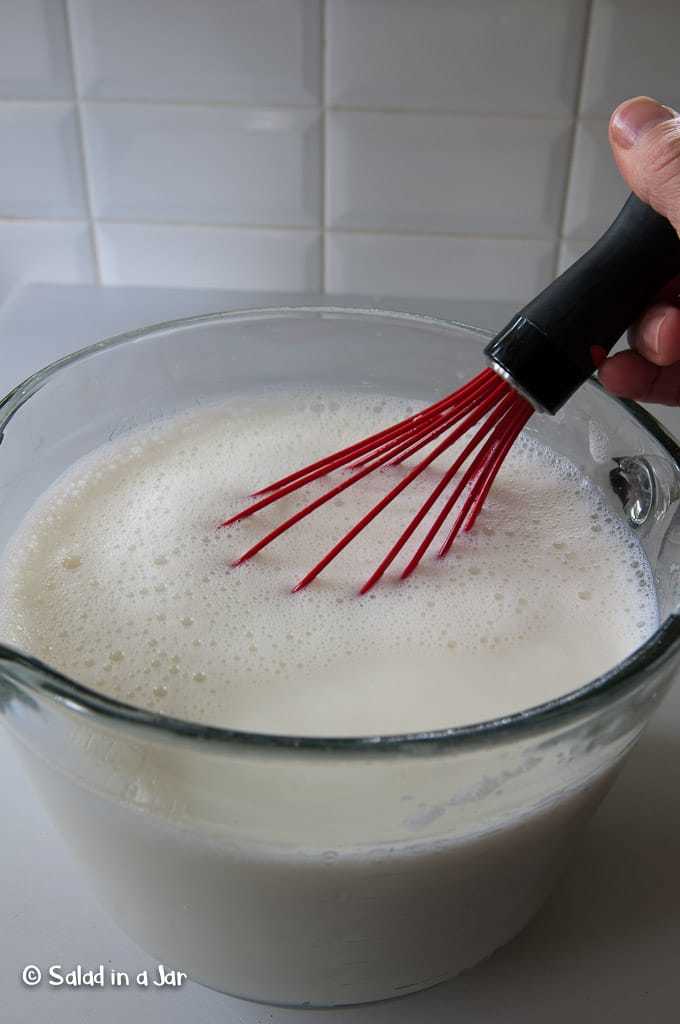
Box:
[1,307,680,1008]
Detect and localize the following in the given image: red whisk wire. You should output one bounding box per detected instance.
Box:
[400,400,531,580]
[290,386,519,592]
[221,375,507,531]
[246,368,496,498]
[348,378,509,474]
[461,405,533,536]
[229,378,510,576]
[361,376,508,470]
[357,391,520,594]
[222,368,535,590]
[438,403,532,557]
[387,383,504,467]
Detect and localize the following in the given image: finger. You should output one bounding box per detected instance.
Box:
[609,96,680,230]
[599,349,680,405]
[628,302,680,365]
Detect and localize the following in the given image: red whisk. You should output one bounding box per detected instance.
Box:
[222,370,531,592]
[223,196,680,591]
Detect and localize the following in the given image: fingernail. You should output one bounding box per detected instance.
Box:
[611,96,678,149]
[644,309,667,354]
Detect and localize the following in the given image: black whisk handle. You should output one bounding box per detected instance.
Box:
[484,193,680,413]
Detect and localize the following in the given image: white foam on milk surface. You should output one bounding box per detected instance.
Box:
[0,388,657,735]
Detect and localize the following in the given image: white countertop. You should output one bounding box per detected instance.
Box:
[1,283,680,1023]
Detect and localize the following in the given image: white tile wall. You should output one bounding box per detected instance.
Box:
[69,0,322,104]
[327,0,590,115]
[326,233,555,302]
[1,0,680,302]
[327,111,571,237]
[0,222,94,300]
[0,103,86,218]
[83,104,321,224]
[580,0,680,116]
[0,0,73,99]
[562,119,628,241]
[96,223,321,291]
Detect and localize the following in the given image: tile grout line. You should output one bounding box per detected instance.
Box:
[0,95,606,122]
[0,215,564,243]
[553,0,596,276]
[63,0,102,284]
[320,0,327,292]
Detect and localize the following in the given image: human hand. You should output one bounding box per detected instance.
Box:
[597,96,680,404]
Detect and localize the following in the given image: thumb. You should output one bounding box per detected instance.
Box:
[610,96,680,232]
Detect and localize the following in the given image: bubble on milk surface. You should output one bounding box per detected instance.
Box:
[0,387,658,734]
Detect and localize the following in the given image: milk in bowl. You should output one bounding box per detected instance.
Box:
[0,309,675,1008]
